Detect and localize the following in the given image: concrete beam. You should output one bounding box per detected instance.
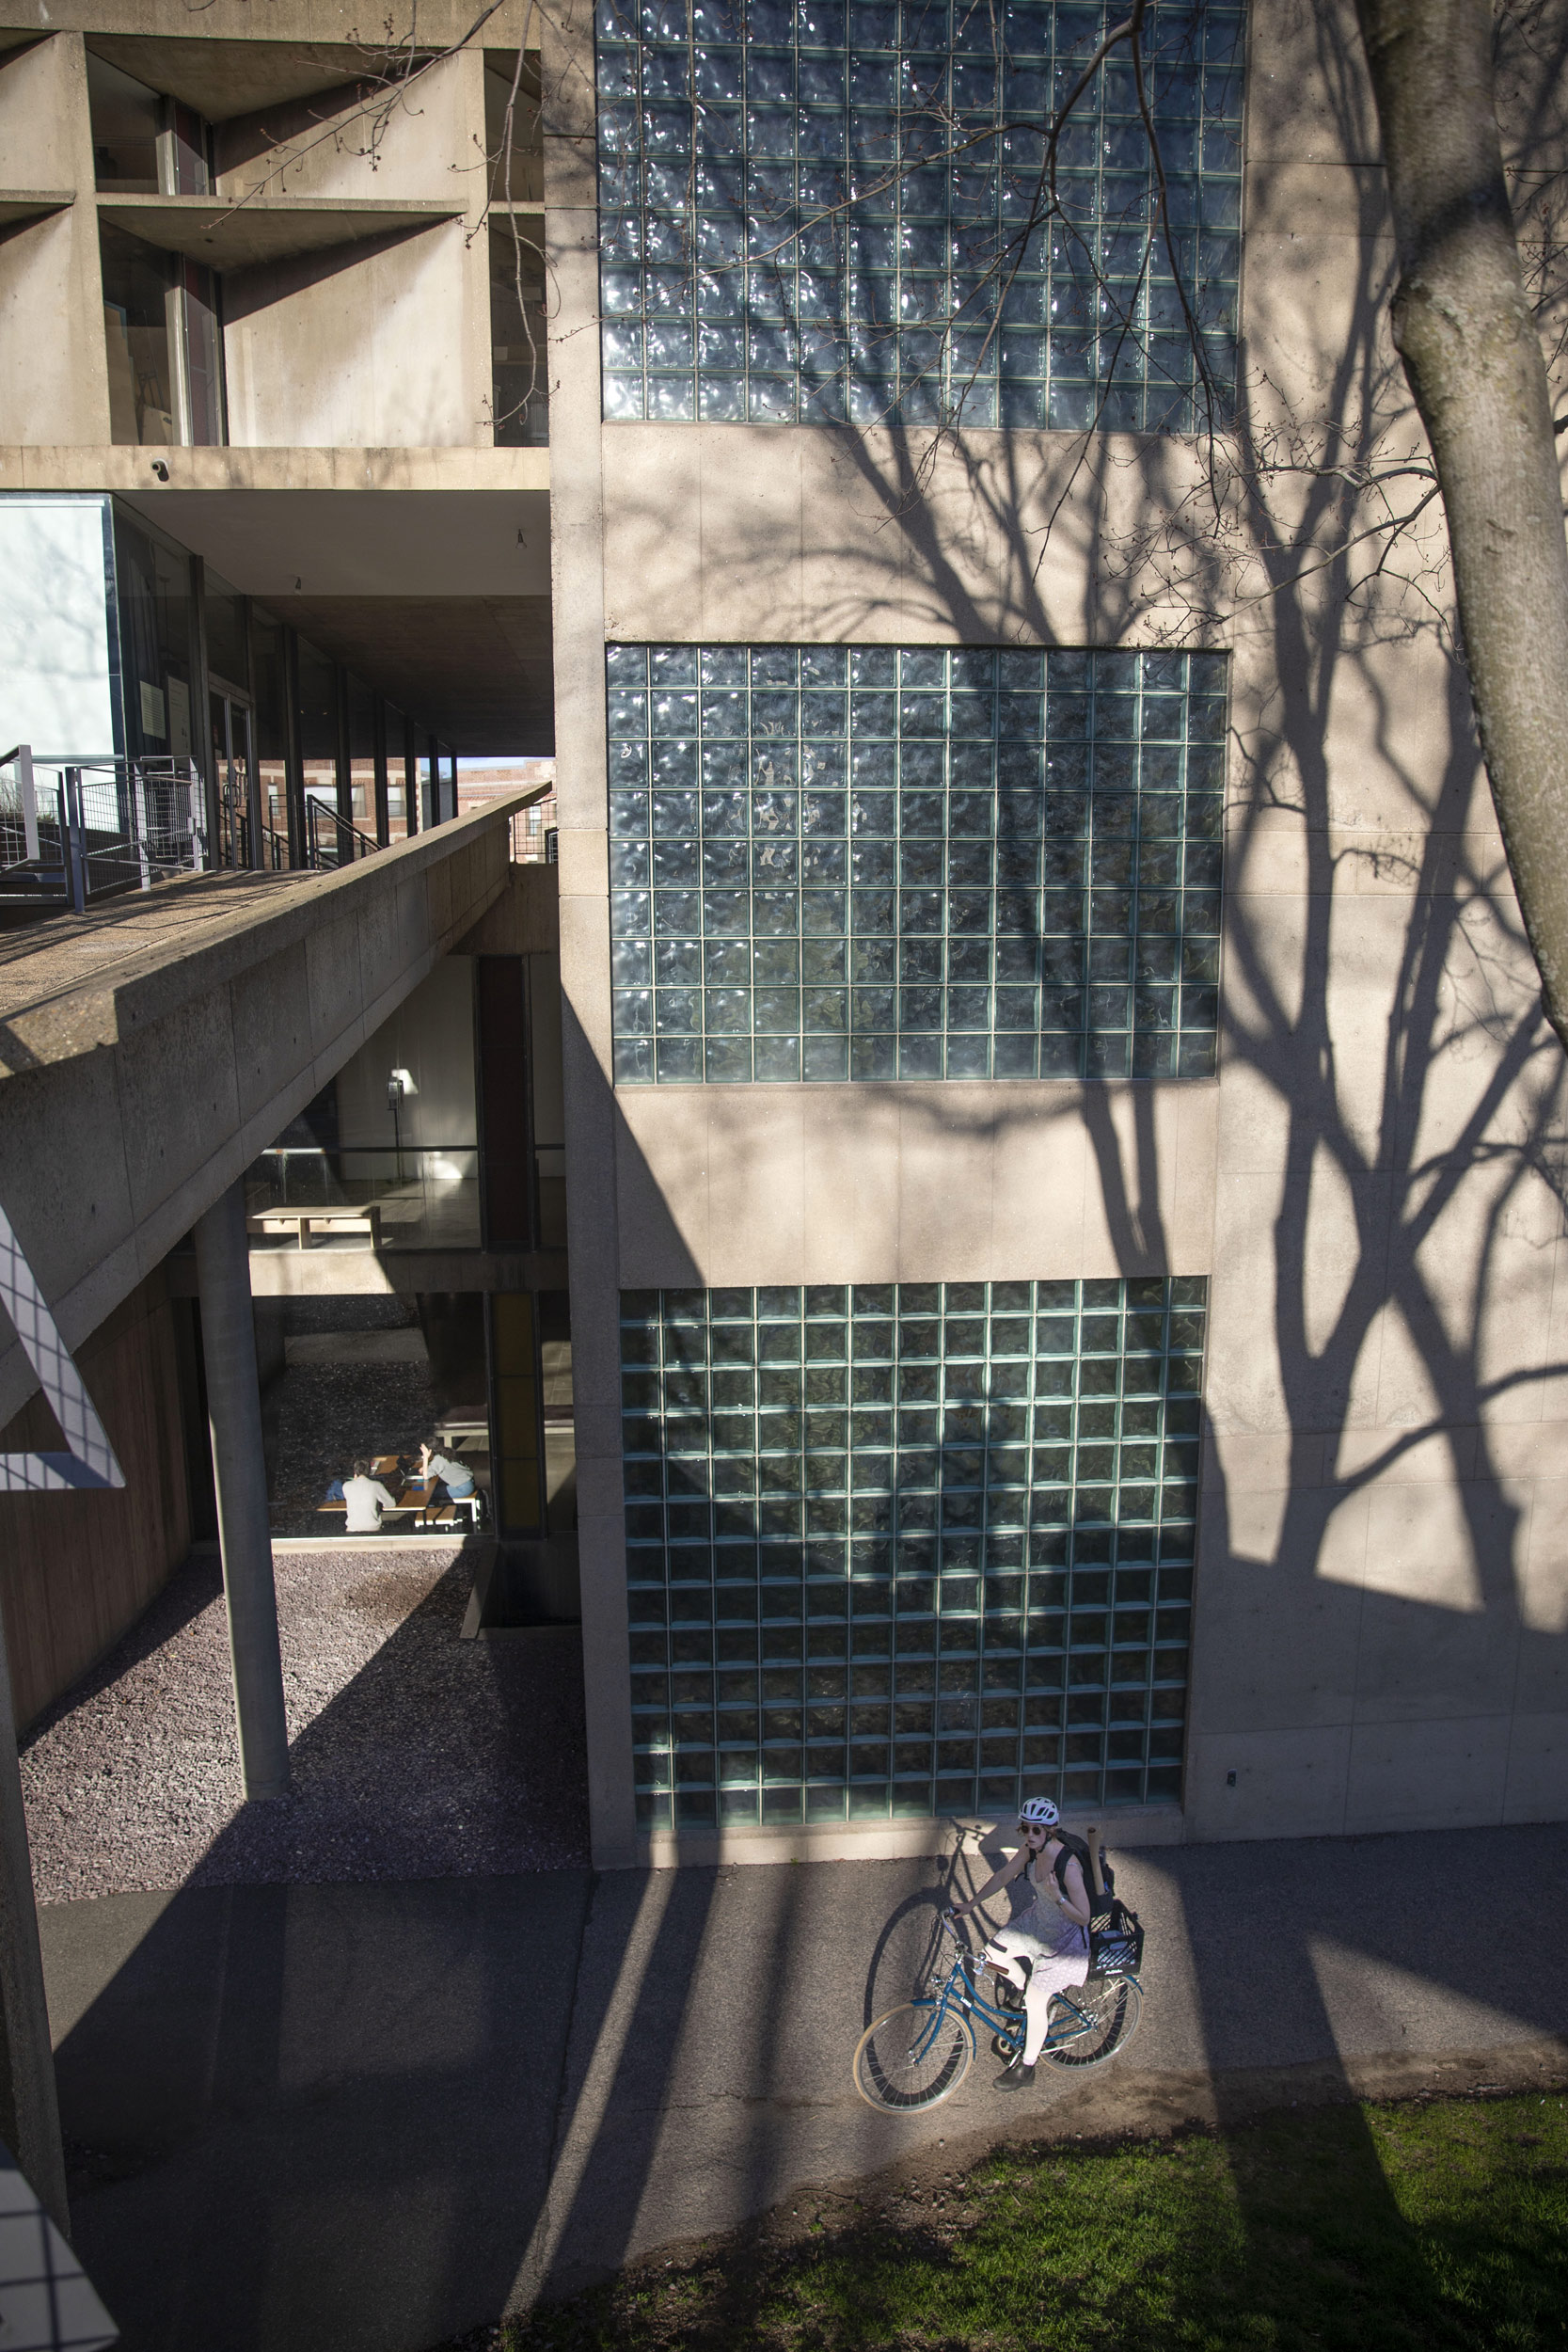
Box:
[165,1247,572,1296]
[0,797,531,1427]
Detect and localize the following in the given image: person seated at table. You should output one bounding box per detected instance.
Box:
[342,1457,398,1533]
[419,1440,475,1503]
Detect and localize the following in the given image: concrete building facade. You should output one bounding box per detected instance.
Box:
[543,0,1568,1867]
[0,0,1564,1886]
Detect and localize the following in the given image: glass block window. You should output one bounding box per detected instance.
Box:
[624,1276,1204,1833]
[608,643,1225,1083]
[594,0,1244,428]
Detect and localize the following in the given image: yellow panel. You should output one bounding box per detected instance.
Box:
[493,1292,536,1376]
[497,1374,538,1453]
[500,1458,540,1529]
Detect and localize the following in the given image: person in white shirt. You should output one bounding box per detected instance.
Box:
[342,1458,398,1533]
[419,1441,475,1501]
[948,1795,1092,2090]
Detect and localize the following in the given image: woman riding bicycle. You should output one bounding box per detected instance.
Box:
[949,1795,1091,2091]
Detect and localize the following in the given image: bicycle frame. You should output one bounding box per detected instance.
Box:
[913,1926,1142,2065]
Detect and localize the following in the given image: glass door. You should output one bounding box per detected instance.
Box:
[210,690,259,868]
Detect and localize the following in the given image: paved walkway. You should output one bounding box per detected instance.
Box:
[41,1821,1568,2352]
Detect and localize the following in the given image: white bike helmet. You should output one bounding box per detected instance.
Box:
[1017,1796,1060,1828]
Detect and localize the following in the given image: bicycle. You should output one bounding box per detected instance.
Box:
[852,1909,1144,2112]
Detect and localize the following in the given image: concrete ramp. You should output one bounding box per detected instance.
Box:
[0,800,527,1425]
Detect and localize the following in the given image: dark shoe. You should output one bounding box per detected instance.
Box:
[995,2060,1036,2091]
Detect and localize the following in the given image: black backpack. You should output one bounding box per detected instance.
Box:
[1051,1832,1146,1980]
[1049,1830,1114,1919]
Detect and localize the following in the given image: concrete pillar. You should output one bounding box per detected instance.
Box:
[0,1607,68,2233]
[194,1182,291,1800]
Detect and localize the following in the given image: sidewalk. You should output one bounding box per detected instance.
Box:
[42,1821,1568,2352]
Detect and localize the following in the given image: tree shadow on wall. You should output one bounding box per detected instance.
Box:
[582,0,1568,2313]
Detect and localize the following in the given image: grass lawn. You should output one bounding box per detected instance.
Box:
[508,2091,1568,2351]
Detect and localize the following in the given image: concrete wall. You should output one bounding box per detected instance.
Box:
[453,858,560,956]
[546,0,1568,1866]
[224,219,481,450]
[0,1266,190,1730]
[0,37,111,447]
[613,1084,1218,1292]
[0,9,534,459]
[211,44,479,203]
[218,45,495,449]
[545,0,624,1862]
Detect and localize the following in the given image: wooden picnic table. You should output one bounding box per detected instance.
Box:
[248,1204,382,1250]
[316,1463,478,1530]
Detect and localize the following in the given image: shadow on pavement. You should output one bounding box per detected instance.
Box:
[51,1874,593,2352]
[41,1821,1568,2352]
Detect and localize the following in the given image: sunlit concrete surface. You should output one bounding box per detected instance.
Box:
[40,1821,1568,2352]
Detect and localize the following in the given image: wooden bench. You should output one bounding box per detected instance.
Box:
[247,1204,382,1250]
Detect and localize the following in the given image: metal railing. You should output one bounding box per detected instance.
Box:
[216,775,291,875]
[0,745,207,911]
[305,796,381,871]
[2,747,529,907]
[511,791,558,864]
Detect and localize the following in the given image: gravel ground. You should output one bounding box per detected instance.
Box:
[20,1545,590,1901]
[267,1360,443,1535]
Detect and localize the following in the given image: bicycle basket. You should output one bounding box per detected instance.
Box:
[1088,1899,1145,1979]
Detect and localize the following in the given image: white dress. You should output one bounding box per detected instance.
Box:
[985,1849,1091,2067]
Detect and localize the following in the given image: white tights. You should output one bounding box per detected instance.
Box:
[986,1920,1090,2065]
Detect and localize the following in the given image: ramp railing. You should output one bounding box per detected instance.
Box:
[0,745,208,911]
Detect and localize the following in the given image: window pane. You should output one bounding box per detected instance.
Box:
[596,2,1244,429]
[626,1277,1204,1831]
[609,644,1224,1084]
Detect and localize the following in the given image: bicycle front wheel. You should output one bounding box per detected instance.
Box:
[853,2000,974,2112]
[1040,1976,1143,2069]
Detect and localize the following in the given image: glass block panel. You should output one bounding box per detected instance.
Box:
[624,1277,1206,1824]
[610,644,1225,1083]
[595,0,1244,428]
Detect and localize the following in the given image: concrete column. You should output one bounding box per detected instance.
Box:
[194,1182,291,1800]
[0,1607,68,2233]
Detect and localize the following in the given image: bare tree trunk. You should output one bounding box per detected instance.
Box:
[1356,0,1568,1051]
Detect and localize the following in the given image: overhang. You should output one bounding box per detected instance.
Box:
[115,485,555,754]
[98,194,464,267]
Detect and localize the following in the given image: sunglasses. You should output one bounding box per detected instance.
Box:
[1017,1822,1050,1838]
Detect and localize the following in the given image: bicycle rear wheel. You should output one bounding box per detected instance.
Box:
[853,2000,974,2111]
[1039,1976,1143,2069]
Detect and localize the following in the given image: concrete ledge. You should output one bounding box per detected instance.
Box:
[0,796,524,1076]
[4,446,551,495]
[261,1534,487,1555]
[635,1804,1187,1870]
[231,1246,571,1296]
